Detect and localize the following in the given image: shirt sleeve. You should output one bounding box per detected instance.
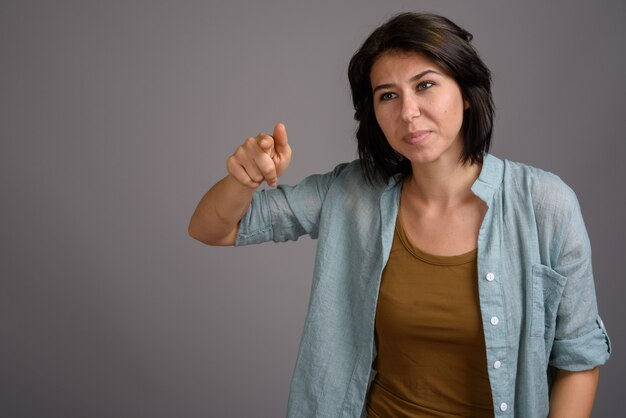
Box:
[236,163,350,246]
[548,188,611,371]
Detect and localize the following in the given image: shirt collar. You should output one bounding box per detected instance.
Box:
[385,153,504,203]
[471,153,504,204]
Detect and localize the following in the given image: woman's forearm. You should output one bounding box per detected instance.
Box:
[548,367,599,418]
[188,175,256,246]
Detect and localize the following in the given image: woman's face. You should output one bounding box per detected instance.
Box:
[370,51,467,167]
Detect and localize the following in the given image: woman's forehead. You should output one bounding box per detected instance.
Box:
[370,51,445,84]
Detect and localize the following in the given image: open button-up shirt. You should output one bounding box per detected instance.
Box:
[236,154,611,417]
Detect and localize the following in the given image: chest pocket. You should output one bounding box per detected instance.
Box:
[531,264,568,340]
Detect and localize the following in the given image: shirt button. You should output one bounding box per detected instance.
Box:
[494,360,502,369]
[486,272,495,281]
[500,402,508,411]
[491,316,499,325]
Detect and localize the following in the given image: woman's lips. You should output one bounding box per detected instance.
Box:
[402,130,431,145]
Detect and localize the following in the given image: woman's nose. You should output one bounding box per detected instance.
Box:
[401,95,421,122]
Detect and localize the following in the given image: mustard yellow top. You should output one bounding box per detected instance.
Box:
[366,213,494,418]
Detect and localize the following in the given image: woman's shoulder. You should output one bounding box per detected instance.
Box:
[500,157,580,216]
[316,159,394,190]
[503,157,567,187]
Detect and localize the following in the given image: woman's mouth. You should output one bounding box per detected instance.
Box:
[402,130,431,145]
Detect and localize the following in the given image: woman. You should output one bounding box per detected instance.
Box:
[189,12,610,418]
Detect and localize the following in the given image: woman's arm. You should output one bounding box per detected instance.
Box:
[548,367,599,418]
[188,123,291,246]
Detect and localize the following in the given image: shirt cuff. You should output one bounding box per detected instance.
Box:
[549,316,611,371]
[236,191,273,246]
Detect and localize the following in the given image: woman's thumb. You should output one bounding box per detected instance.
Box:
[273,123,289,152]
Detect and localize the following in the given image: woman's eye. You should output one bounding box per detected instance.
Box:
[379,92,397,101]
[417,81,434,91]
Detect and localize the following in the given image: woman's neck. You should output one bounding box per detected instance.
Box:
[406,158,482,211]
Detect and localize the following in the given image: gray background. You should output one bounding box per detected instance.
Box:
[2,0,624,416]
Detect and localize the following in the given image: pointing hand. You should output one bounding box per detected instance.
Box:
[227,123,292,188]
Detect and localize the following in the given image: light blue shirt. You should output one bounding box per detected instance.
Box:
[236,154,611,417]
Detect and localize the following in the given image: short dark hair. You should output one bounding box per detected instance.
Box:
[348,12,495,183]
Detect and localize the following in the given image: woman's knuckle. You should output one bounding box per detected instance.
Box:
[262,164,275,177]
[244,137,257,149]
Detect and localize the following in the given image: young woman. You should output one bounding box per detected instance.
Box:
[189,13,611,418]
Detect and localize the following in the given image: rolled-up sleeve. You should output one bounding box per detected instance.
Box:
[236,163,349,246]
[549,189,611,370]
[550,317,611,370]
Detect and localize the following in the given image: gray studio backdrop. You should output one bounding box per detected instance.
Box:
[2,0,624,417]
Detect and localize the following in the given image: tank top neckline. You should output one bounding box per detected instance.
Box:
[396,210,477,266]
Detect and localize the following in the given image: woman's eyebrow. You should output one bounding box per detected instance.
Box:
[372,69,440,94]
